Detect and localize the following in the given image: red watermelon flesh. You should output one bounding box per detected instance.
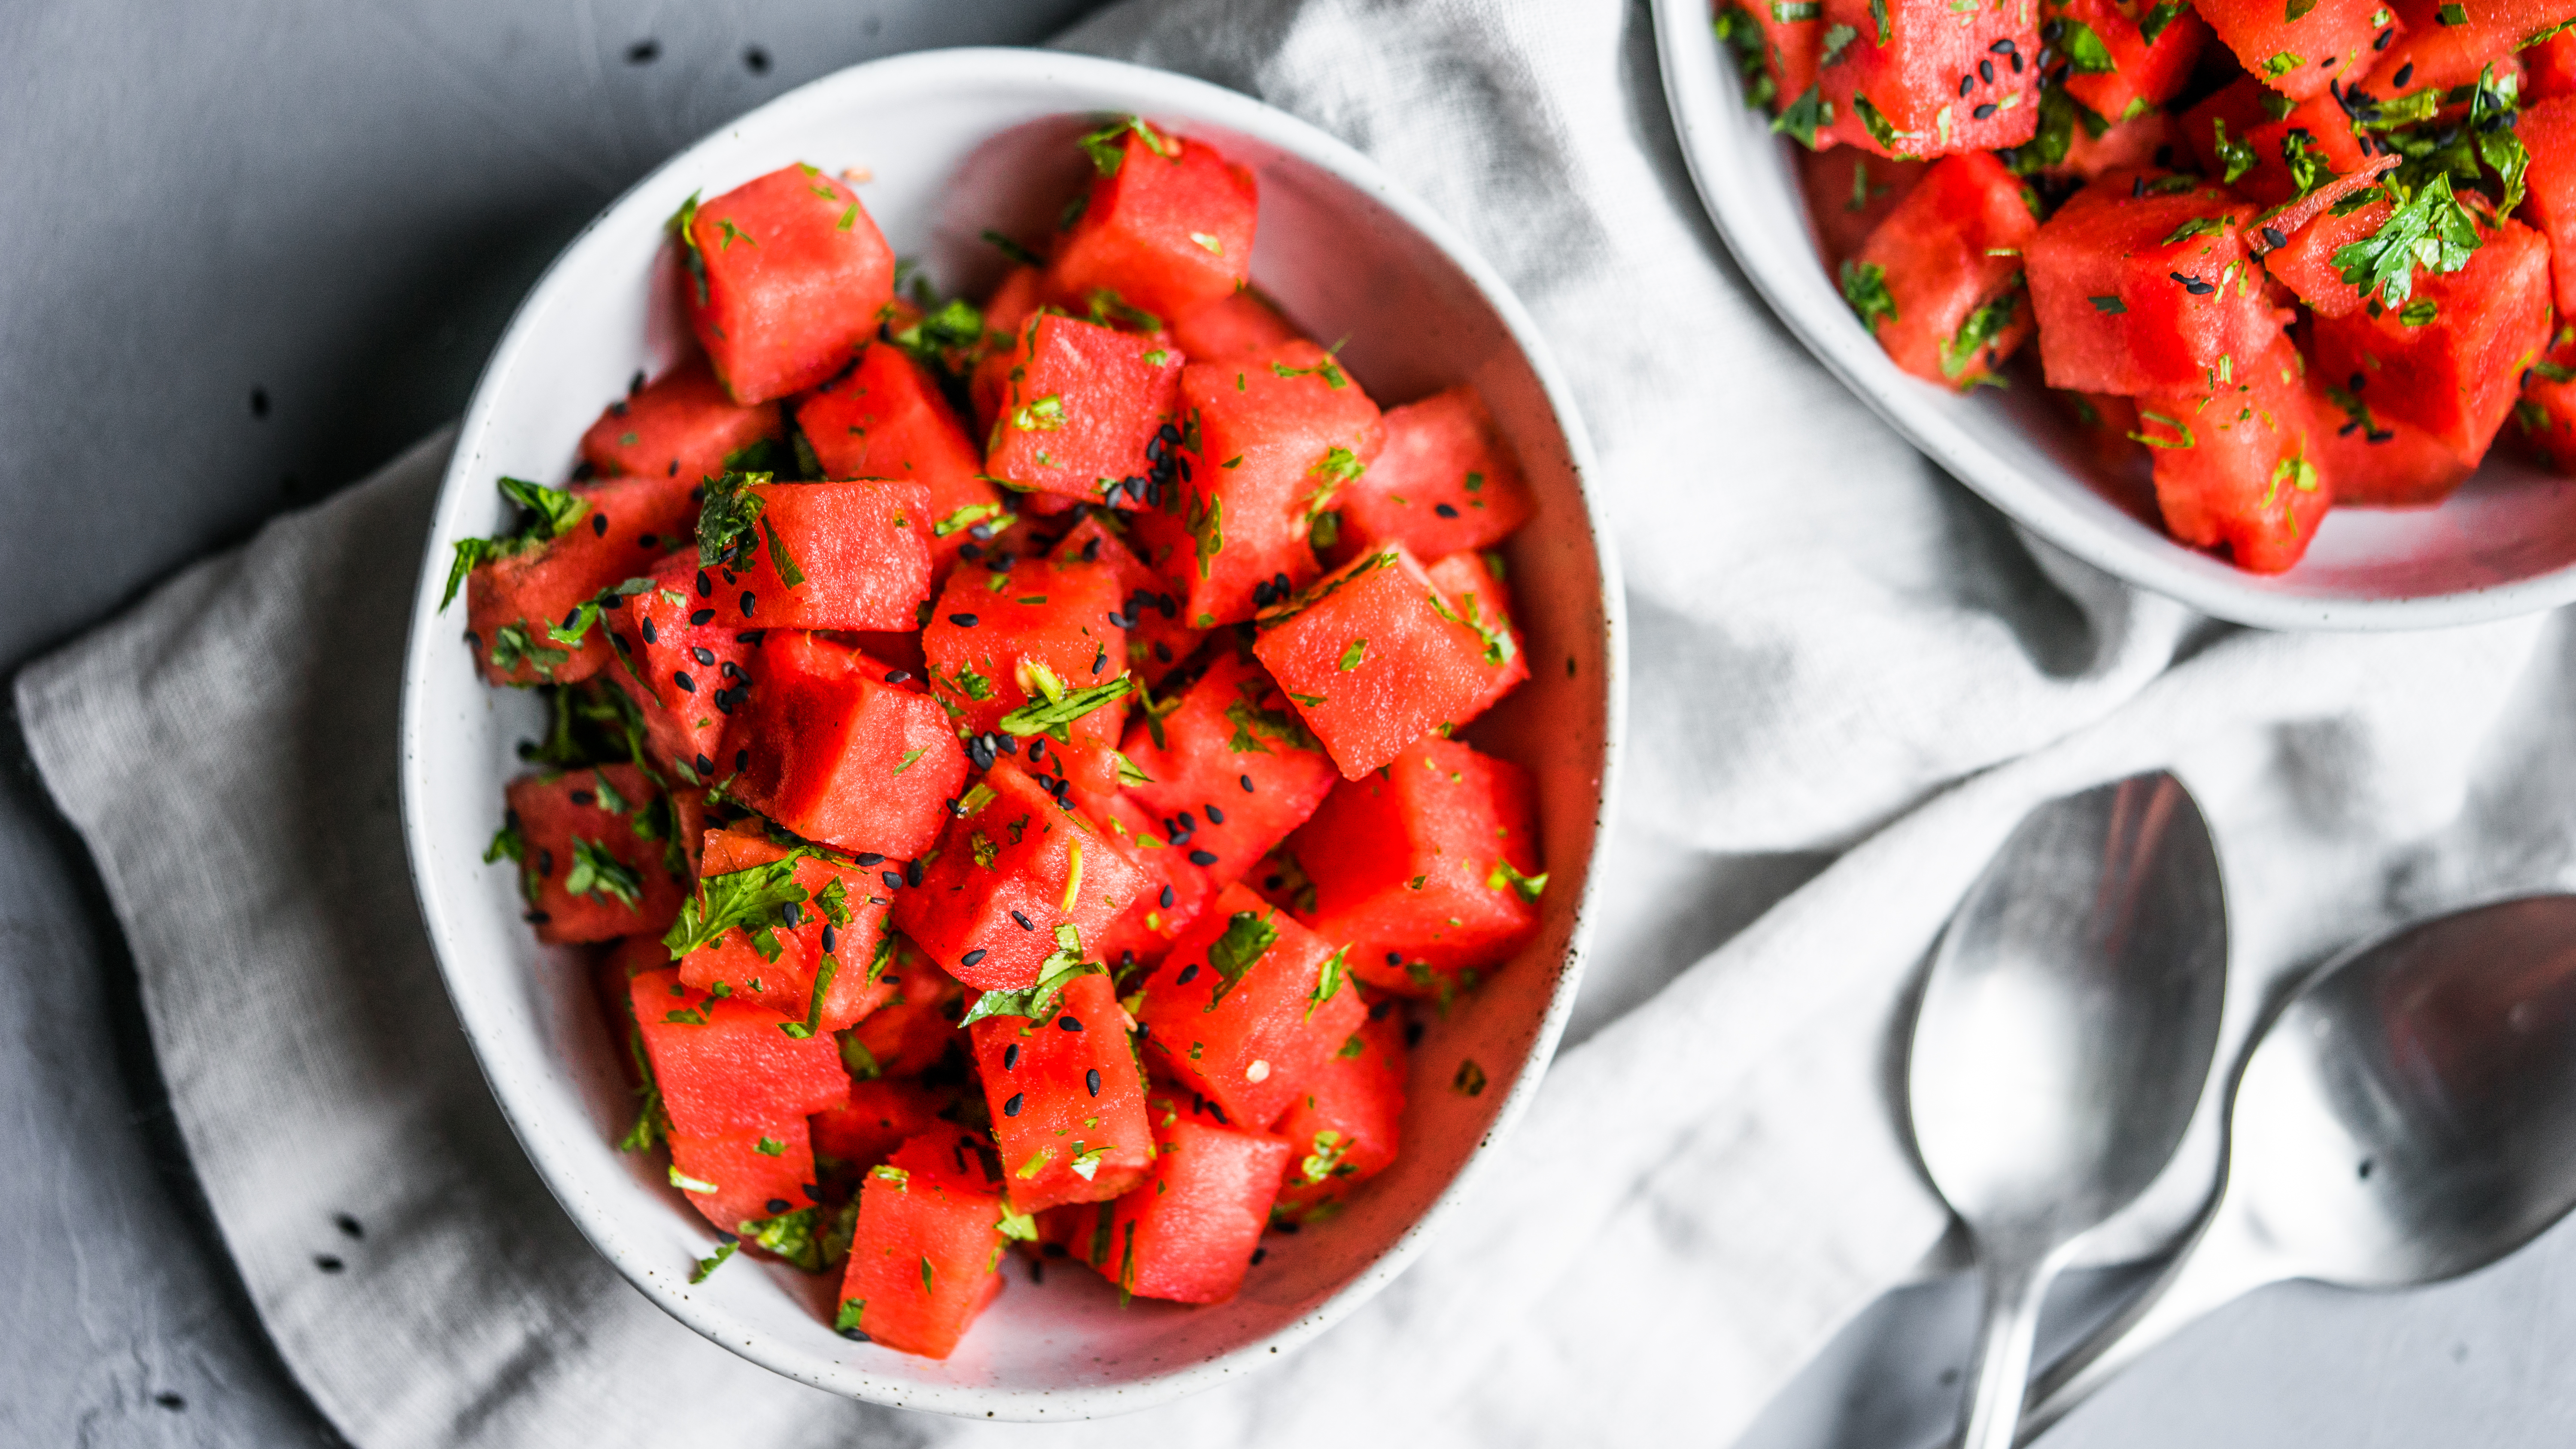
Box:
[1846,151,2039,389]
[1421,550,1529,721]
[2518,343,2576,473]
[1118,650,1344,899]
[2315,380,2476,504]
[503,765,690,943]
[841,954,963,1081]
[2388,0,2553,80]
[465,472,700,687]
[2363,22,2525,103]
[2178,77,2367,210]
[1081,788,1217,968]
[600,550,751,781]
[1252,544,1515,780]
[1329,385,1537,560]
[836,1132,1008,1359]
[2258,193,2388,318]
[2308,216,2552,464]
[1171,290,1305,360]
[694,477,932,632]
[1049,127,1258,324]
[1084,1099,1292,1304]
[722,630,966,860]
[795,342,1002,586]
[1799,147,1932,268]
[2517,96,2576,325]
[891,759,1148,992]
[2055,0,2212,123]
[971,971,1154,1212]
[2134,338,2331,573]
[2055,109,2187,183]
[921,551,1129,744]
[2194,0,2402,102]
[675,827,900,1034]
[1818,0,2041,158]
[1744,0,1823,113]
[1270,1005,1408,1224]
[668,1123,821,1238]
[2526,28,2576,100]
[1157,340,1385,628]
[629,967,848,1138]
[579,354,782,491]
[1049,514,1206,686]
[683,164,895,405]
[981,313,1184,505]
[1289,735,1543,998]
[1135,881,1368,1130]
[2024,170,2281,395]
[811,1077,951,1179]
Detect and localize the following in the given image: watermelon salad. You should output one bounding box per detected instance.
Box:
[1714,0,2576,572]
[442,116,1551,1359]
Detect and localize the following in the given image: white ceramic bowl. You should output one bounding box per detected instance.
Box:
[1652,0,2576,630]
[398,48,1622,1421]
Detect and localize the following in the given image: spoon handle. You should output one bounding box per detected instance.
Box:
[1956,1249,2055,1449]
[2017,1189,2289,1441]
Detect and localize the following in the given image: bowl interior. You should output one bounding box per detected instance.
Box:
[398,49,1617,1419]
[1651,0,2576,630]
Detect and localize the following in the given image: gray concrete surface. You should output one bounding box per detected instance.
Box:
[5,1,2573,1444]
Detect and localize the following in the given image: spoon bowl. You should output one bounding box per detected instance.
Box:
[1909,771,2229,1449]
[2024,893,2576,1438]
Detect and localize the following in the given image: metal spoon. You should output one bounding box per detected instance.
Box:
[1908,772,2230,1449]
[2018,891,2576,1440]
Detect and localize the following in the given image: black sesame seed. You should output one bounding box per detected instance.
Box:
[2010,50,2023,72]
[691,646,716,666]
[1386,951,1403,965]
[854,853,884,866]
[537,849,554,876]
[696,570,712,598]
[1155,641,1174,662]
[1959,74,1975,97]
[674,670,696,693]
[1274,1220,1299,1235]
[641,617,659,644]
[591,513,608,537]
[962,948,988,967]
[950,613,980,627]
[1240,774,1255,792]
[1178,963,1200,984]
[1004,1044,1020,1070]
[1266,874,1285,889]
[569,790,595,807]
[1059,1015,1083,1032]
[960,542,985,561]
[1012,910,1035,930]
[736,748,750,771]
[906,859,923,887]
[2394,63,2414,87]
[1435,502,1461,518]
[1370,998,1394,1021]
[690,608,714,626]
[1081,536,1102,561]
[885,670,911,684]
[1405,1021,1425,1047]
[1251,1247,1267,1266]
[2261,226,2288,249]
[766,1197,792,1214]
[1085,1068,1102,1097]
[881,870,904,890]
[1188,848,1219,866]
[1160,884,1176,908]
[2375,25,2394,47]
[821,924,836,954]
[1980,59,1996,83]
[1973,102,1998,119]
[740,591,757,615]
[782,902,802,927]
[696,752,716,777]
[667,461,679,475]
[1991,36,2016,52]
[1004,1092,1024,1117]
[1206,805,1225,823]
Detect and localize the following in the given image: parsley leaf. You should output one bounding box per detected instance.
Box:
[441,476,593,611]
[2056,20,2117,73]
[663,852,813,960]
[2211,118,2257,185]
[2330,172,2482,309]
[999,674,1135,742]
[696,471,775,570]
[957,925,1103,1026]
[565,837,644,908]
[1306,945,1350,1021]
[1205,910,1279,1006]
[1486,858,1550,904]
[1078,115,1176,176]
[1839,259,1898,333]
[1774,85,1833,149]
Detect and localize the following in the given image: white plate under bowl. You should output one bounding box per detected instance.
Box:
[1652,0,2576,631]
[397,47,1622,1422]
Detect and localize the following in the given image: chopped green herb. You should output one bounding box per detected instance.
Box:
[1838,259,1898,333]
[1486,859,1549,904]
[691,1240,736,1282]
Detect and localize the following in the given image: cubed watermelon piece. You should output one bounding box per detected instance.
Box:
[723,631,965,859]
[2055,109,2189,184]
[841,953,964,1080]
[1171,290,1305,360]
[1149,340,1385,628]
[2316,375,2477,503]
[1799,146,1932,267]
[691,477,932,632]
[796,342,1002,585]
[836,1132,1008,1358]
[2179,77,2368,210]
[2517,96,2576,324]
[502,765,690,943]
[1844,151,2040,388]
[2054,0,2212,122]
[2526,27,2576,100]
[1135,882,1367,1129]
[1327,385,1537,559]
[1048,515,1206,685]
[812,1077,950,1177]
[2518,340,2576,471]
[891,759,1148,992]
[630,967,848,1137]
[464,473,702,687]
[1118,650,1344,898]
[2257,189,2391,318]
[2025,170,2282,395]
[969,972,1154,1212]
[1271,1005,1408,1224]
[981,313,1185,506]
[1049,123,1258,323]
[674,828,900,1035]
[2308,215,2552,464]
[1080,788,1218,969]
[668,1123,822,1238]
[1817,0,2041,158]
[2363,20,2525,102]
[1421,550,1529,720]
[2059,389,2152,479]
[1080,1097,1292,1304]
[1736,0,1824,113]
[2134,339,2332,572]
[1252,544,1517,779]
[579,355,784,489]
[601,550,750,780]
[681,164,895,405]
[1288,735,1543,998]
[985,264,1048,337]
[921,552,1129,744]
[2388,0,2557,80]
[2196,0,2402,100]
